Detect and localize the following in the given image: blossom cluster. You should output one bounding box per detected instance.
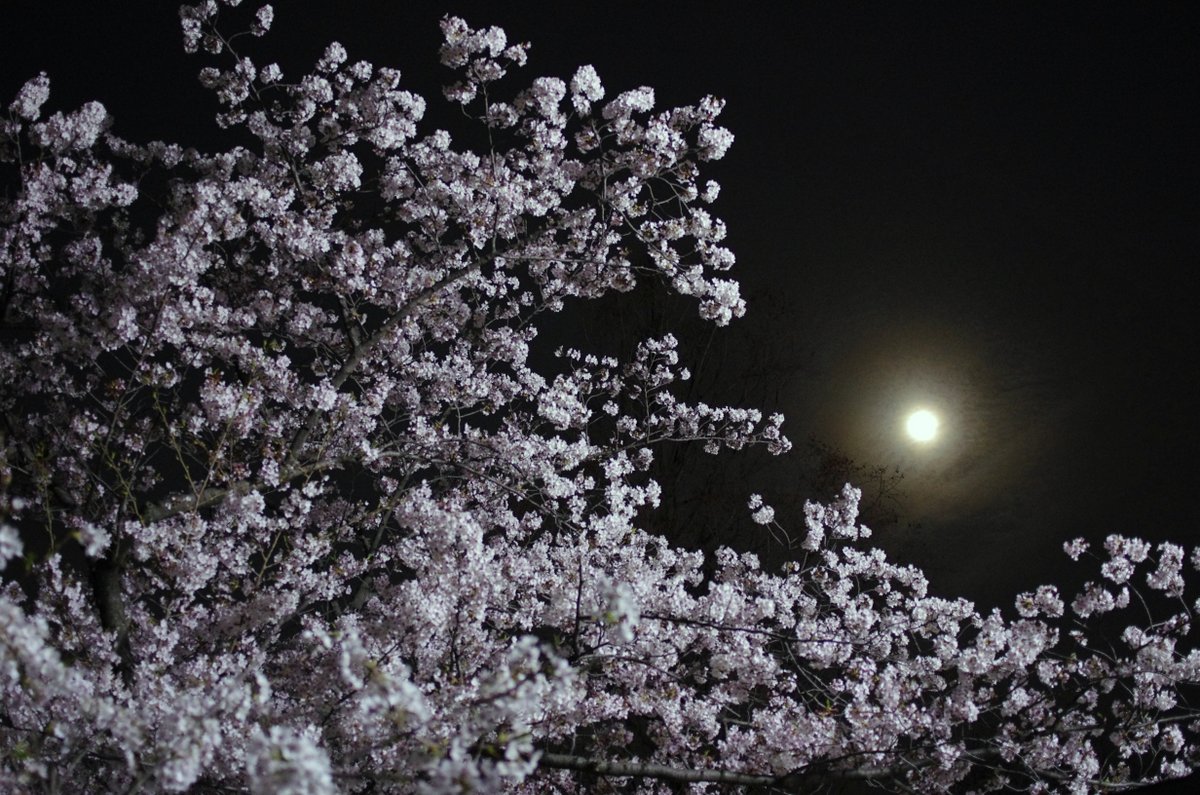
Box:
[2,4,1199,793]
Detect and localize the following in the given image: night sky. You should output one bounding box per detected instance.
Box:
[5,3,1199,612]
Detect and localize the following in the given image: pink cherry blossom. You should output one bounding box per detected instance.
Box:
[2,6,1199,794]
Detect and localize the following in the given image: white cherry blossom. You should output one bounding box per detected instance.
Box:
[1,6,1199,794]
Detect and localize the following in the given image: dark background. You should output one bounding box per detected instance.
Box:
[4,3,1199,786]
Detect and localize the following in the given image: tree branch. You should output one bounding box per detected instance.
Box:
[535,752,903,790]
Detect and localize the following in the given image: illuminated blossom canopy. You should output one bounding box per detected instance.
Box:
[2,2,1199,792]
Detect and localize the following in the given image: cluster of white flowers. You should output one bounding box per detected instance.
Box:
[0,523,22,565]
[7,71,49,120]
[569,64,603,114]
[747,493,776,525]
[247,726,336,795]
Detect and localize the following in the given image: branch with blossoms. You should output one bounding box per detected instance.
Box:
[510,501,1200,793]
[2,3,1200,794]
[533,746,1164,792]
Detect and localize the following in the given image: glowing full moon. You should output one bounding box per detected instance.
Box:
[906,409,939,442]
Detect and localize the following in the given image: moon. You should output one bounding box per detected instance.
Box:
[906,409,939,442]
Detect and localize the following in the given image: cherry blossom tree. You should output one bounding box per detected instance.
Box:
[3,3,1200,792]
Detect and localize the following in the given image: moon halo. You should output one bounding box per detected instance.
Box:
[905,409,939,443]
